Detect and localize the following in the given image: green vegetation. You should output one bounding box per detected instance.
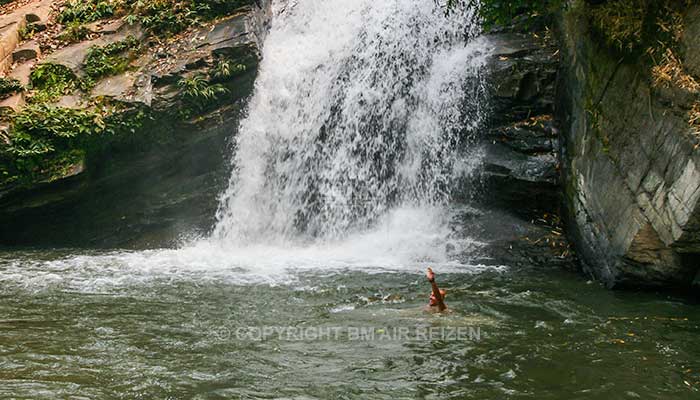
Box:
[128,0,250,35]
[53,0,263,46]
[58,0,251,35]
[126,0,196,35]
[443,0,561,29]
[0,78,23,100]
[58,0,117,24]
[58,0,251,36]
[0,102,146,185]
[211,58,247,82]
[7,104,107,157]
[178,74,229,113]
[18,24,38,41]
[58,21,92,43]
[29,63,79,103]
[1,104,107,185]
[27,37,140,102]
[83,36,140,82]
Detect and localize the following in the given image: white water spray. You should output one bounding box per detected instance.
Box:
[213,0,490,244]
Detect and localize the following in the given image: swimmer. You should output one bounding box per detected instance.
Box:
[425,267,447,313]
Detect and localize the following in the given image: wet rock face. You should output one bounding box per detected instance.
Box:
[462,23,577,274]
[557,4,700,289]
[480,31,560,215]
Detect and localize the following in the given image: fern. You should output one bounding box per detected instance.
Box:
[177,74,229,111]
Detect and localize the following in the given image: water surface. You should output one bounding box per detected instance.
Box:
[1,238,698,399]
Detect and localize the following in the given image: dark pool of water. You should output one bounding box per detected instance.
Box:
[0,251,698,399]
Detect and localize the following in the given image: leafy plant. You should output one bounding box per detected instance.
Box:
[211,58,247,81]
[7,104,107,156]
[442,0,561,29]
[58,21,92,43]
[191,0,250,19]
[58,0,118,24]
[0,77,24,100]
[177,74,229,112]
[129,0,194,35]
[125,0,250,35]
[18,24,38,41]
[83,36,140,80]
[0,101,145,185]
[29,63,78,103]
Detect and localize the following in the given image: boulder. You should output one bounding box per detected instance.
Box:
[23,0,53,24]
[0,22,22,73]
[492,122,557,154]
[0,0,53,73]
[484,144,558,184]
[55,94,84,109]
[203,16,251,51]
[86,19,126,35]
[12,40,40,63]
[91,71,152,106]
[9,60,34,85]
[0,92,24,113]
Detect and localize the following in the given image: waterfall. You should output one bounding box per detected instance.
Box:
[0,1,497,293]
[213,0,490,245]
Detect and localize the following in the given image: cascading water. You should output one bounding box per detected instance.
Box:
[0,0,496,291]
[213,0,490,245]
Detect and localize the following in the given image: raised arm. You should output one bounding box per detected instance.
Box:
[426,267,447,312]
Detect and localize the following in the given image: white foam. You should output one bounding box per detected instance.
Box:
[0,207,506,293]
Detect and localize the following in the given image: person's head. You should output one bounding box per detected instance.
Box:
[429,289,447,306]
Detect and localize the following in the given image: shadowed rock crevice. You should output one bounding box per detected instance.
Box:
[479,29,560,216]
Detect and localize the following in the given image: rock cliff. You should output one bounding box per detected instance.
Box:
[557,1,700,289]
